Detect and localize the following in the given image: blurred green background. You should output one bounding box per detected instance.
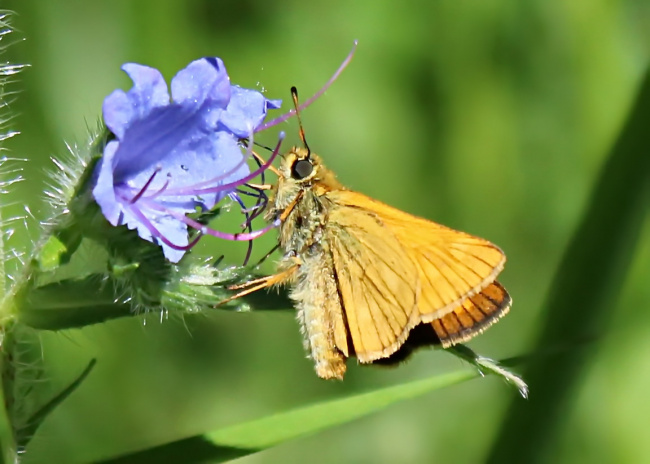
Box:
[2,0,650,463]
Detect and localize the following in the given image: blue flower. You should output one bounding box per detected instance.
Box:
[92,57,282,262]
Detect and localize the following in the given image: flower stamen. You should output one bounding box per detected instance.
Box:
[256,41,357,132]
[125,202,203,251]
[143,176,171,200]
[161,126,256,197]
[138,198,280,242]
[229,192,255,265]
[129,167,162,204]
[239,185,269,222]
[176,131,284,197]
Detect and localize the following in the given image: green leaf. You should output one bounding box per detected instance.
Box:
[15,358,96,449]
[18,278,130,330]
[487,68,650,463]
[97,369,480,464]
[18,272,293,331]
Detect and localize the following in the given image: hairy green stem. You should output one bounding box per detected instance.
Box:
[0,10,21,462]
[0,321,17,464]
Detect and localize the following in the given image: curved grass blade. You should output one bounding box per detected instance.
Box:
[97,369,480,464]
[487,68,650,463]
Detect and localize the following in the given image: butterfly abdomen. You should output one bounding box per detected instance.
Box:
[287,241,348,380]
[273,181,348,379]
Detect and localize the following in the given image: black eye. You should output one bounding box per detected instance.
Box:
[291,159,313,179]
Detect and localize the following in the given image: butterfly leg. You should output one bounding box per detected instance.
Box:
[218,264,299,306]
[247,182,274,190]
[278,190,305,222]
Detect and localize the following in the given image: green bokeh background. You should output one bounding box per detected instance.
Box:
[2,1,650,463]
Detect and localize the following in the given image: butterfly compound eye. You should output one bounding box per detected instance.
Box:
[292,159,314,180]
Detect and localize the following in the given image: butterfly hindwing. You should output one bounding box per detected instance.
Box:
[431,280,511,347]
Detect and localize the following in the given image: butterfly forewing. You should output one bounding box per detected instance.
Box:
[329,191,505,317]
[407,235,505,322]
[326,190,507,360]
[328,204,420,362]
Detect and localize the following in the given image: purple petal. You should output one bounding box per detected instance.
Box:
[134,213,189,264]
[122,64,171,114]
[171,57,231,115]
[219,86,282,137]
[111,105,201,181]
[130,131,249,211]
[92,140,121,225]
[102,90,132,139]
[114,197,190,263]
[103,64,170,138]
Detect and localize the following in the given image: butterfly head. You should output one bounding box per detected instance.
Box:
[275,87,340,191]
[281,147,321,184]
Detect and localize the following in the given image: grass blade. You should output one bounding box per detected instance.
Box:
[487,68,650,463]
[98,369,480,464]
[16,358,96,449]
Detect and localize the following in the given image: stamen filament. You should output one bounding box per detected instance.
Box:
[129,167,161,204]
[229,192,255,265]
[235,190,269,214]
[185,131,284,196]
[162,127,256,196]
[234,186,269,223]
[143,177,171,200]
[256,40,358,132]
[126,203,202,250]
[140,198,281,242]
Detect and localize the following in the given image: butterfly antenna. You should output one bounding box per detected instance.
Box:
[291,86,311,158]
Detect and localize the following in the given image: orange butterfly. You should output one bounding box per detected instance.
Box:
[226,94,510,380]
